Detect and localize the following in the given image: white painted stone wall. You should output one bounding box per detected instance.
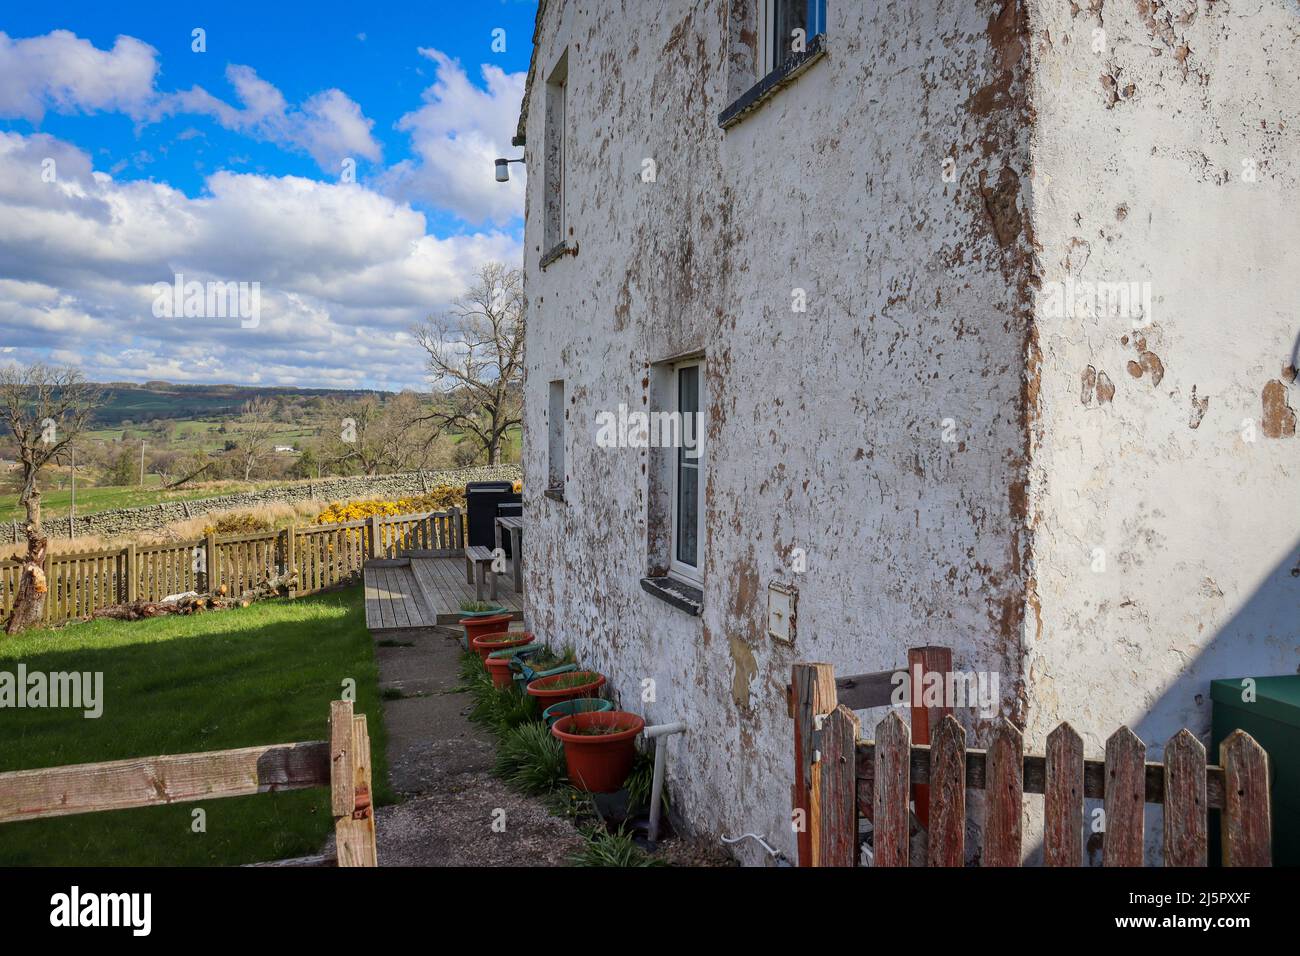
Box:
[518,0,1298,865]
[1022,0,1299,862]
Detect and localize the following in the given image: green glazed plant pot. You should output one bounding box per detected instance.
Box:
[486,643,540,689]
[542,697,613,727]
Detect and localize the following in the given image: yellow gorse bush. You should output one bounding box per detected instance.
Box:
[202,512,276,536]
[314,484,470,524]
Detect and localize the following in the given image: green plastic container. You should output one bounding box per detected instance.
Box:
[1211,676,1300,866]
[458,605,507,618]
[542,697,613,727]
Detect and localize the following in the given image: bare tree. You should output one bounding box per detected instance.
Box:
[0,364,101,634]
[412,262,524,465]
[233,397,278,482]
[323,393,438,476]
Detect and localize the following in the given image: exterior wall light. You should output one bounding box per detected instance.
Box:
[495,157,525,182]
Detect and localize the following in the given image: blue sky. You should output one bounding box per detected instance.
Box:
[0,0,536,389]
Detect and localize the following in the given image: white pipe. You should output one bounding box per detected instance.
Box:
[643,721,686,845]
[721,832,782,859]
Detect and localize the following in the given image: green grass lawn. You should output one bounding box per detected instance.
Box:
[0,586,390,865]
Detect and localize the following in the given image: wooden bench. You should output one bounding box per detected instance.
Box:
[464,545,498,601]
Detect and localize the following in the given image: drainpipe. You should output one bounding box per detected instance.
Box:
[643,720,686,847]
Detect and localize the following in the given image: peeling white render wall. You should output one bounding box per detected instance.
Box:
[1022,0,1299,862]
[520,0,1038,865]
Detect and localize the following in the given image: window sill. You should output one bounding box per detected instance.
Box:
[718,34,827,130]
[640,575,702,616]
[543,487,566,503]
[540,240,577,270]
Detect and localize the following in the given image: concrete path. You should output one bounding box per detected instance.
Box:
[366,626,587,866]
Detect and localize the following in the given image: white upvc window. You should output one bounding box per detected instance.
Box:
[669,360,706,584]
[757,0,828,78]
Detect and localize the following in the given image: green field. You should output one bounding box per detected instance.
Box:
[91,382,380,426]
[0,419,523,524]
[0,586,390,865]
[0,478,278,524]
[86,418,317,456]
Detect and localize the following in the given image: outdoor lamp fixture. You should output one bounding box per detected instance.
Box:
[495,156,524,182]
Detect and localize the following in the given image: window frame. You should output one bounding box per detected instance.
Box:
[668,359,706,585]
[757,0,827,79]
[542,50,569,261]
[547,379,566,495]
[718,1,828,130]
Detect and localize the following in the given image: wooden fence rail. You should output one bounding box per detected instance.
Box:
[0,507,463,625]
[0,699,377,867]
[793,662,1273,867]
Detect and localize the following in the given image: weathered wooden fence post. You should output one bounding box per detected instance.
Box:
[1220,729,1271,866]
[284,525,296,597]
[873,710,911,866]
[124,543,137,604]
[984,716,1024,866]
[1044,721,1084,866]
[205,531,219,595]
[1103,726,1146,866]
[927,714,966,866]
[790,662,837,866]
[368,515,383,560]
[1163,728,1207,866]
[42,551,52,623]
[908,645,953,829]
[817,704,860,867]
[330,699,377,867]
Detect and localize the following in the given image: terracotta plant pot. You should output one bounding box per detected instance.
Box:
[471,630,534,662]
[526,670,606,708]
[551,711,646,793]
[485,644,538,689]
[461,613,515,647]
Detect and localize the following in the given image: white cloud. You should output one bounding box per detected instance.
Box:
[0,30,159,122]
[0,131,520,388]
[378,48,525,225]
[0,30,382,176]
[169,65,382,171]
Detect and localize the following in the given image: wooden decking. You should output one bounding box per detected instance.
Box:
[363,555,522,634]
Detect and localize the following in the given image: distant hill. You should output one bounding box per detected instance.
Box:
[92,381,391,426]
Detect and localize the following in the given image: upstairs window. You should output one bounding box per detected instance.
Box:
[759,0,827,78]
[543,50,568,258]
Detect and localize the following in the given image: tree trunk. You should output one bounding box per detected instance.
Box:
[4,489,47,635]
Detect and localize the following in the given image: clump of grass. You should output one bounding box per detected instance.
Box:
[625,748,670,818]
[541,670,601,690]
[459,600,502,613]
[543,786,598,823]
[494,721,566,795]
[465,663,536,737]
[457,649,489,686]
[570,826,666,867]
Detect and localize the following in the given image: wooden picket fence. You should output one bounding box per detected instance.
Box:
[0,699,377,866]
[0,508,464,624]
[792,661,1273,867]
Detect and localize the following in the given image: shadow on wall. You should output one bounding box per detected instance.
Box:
[1053,535,1300,866]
